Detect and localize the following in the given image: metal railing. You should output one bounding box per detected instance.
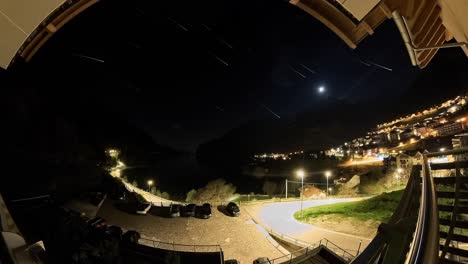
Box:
[259,238,354,264]
[405,154,439,263]
[351,151,443,264]
[138,237,222,253]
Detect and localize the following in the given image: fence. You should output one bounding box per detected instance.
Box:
[138,237,222,253]
[256,238,355,263]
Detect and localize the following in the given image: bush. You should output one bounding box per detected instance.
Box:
[150,186,171,200]
[192,178,236,204]
[185,189,197,202]
[131,180,138,188]
[161,192,170,200]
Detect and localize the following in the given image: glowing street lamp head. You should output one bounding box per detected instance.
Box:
[318,86,325,94]
[296,169,305,178]
[147,180,153,186]
[325,171,331,178]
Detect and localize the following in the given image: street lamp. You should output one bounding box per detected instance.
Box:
[296,169,305,217]
[147,180,153,192]
[325,171,331,196]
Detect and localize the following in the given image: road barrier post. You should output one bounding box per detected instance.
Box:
[357,240,362,255]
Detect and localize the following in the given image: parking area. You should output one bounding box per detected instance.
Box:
[97,199,288,263]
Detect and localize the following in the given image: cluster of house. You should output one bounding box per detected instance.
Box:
[324,94,468,160]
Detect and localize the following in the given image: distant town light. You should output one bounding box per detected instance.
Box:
[440,148,446,152]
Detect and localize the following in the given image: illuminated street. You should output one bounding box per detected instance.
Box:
[245,198,373,255]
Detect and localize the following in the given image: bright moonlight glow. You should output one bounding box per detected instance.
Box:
[318,86,325,93]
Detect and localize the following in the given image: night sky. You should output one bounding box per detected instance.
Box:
[4,0,468,152]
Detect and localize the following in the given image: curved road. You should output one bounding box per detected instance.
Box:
[246,198,373,255]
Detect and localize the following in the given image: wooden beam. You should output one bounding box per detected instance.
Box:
[379,2,393,18]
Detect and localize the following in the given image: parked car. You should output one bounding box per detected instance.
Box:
[182,203,196,217]
[123,230,141,244]
[226,202,240,217]
[196,203,212,219]
[169,204,181,217]
[136,202,152,215]
[253,257,271,264]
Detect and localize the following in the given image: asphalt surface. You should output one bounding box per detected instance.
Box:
[245,198,373,255]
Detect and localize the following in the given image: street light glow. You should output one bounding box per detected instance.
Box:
[296,169,305,178]
[147,180,153,186]
[325,171,331,178]
[318,86,325,93]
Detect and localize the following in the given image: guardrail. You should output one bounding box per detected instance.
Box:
[351,149,448,264]
[138,237,222,253]
[405,154,439,263]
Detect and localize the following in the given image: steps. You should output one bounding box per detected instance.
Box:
[431,161,468,262]
[440,232,468,243]
[440,218,468,229]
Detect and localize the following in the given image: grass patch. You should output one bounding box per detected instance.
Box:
[295,190,403,223]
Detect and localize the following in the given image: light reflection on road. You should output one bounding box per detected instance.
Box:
[258,198,370,240]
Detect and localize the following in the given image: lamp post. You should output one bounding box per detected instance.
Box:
[397,168,403,185]
[296,169,305,217]
[147,180,153,192]
[325,171,331,197]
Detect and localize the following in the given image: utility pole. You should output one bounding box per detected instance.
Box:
[285,179,288,199]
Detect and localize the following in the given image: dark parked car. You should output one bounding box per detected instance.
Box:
[196,203,212,219]
[226,202,240,217]
[123,230,141,244]
[169,204,181,217]
[253,257,271,264]
[182,203,196,217]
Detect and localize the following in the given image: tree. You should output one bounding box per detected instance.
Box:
[192,179,236,204]
[185,189,197,202]
[121,175,128,182]
[131,180,138,188]
[161,192,170,200]
[150,186,171,200]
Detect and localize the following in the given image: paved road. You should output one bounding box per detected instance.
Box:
[245,198,373,255]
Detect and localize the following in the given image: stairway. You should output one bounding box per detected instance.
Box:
[432,162,468,264]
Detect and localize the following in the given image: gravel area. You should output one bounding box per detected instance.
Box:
[97,199,288,263]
